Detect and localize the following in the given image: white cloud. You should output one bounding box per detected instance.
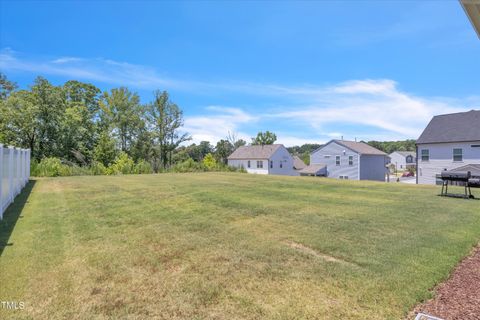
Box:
[183,106,256,145]
[271,79,475,140]
[2,49,478,145]
[0,49,180,89]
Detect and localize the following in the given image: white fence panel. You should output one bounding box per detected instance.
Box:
[0,144,30,220]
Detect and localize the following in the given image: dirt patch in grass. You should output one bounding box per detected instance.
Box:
[412,245,480,320]
[285,241,358,267]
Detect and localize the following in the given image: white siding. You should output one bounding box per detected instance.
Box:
[389,152,407,170]
[268,147,297,176]
[417,141,480,184]
[227,145,296,176]
[310,142,359,180]
[228,159,269,174]
[389,152,416,170]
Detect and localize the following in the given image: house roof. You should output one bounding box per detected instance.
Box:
[293,156,306,170]
[330,140,387,156]
[227,144,283,160]
[461,0,480,39]
[298,163,326,175]
[416,110,480,144]
[391,151,416,157]
[450,164,480,178]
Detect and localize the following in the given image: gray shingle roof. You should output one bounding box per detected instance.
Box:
[298,163,326,175]
[391,151,416,157]
[416,110,480,144]
[332,140,387,156]
[451,164,480,178]
[227,144,283,160]
[293,156,306,170]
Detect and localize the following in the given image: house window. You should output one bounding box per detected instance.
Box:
[472,144,480,148]
[280,162,283,168]
[336,156,340,166]
[421,149,429,162]
[257,161,263,168]
[406,155,413,163]
[348,156,353,166]
[270,161,273,168]
[453,148,463,162]
[247,160,250,168]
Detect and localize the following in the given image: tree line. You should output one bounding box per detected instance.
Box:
[0,73,289,175]
[0,73,416,175]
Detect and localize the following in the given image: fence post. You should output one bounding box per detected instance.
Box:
[21,149,26,187]
[0,144,3,220]
[16,148,20,196]
[8,146,14,205]
[27,149,31,179]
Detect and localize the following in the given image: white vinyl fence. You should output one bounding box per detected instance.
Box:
[0,144,31,220]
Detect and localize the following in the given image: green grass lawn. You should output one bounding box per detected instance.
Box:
[1,173,479,319]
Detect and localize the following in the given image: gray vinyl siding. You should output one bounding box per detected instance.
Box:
[360,155,388,181]
[310,141,359,180]
[417,141,480,184]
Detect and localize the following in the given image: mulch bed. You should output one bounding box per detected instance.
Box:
[412,245,480,320]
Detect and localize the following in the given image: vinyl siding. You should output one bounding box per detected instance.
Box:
[227,159,268,174]
[227,145,297,176]
[310,141,359,180]
[360,155,388,181]
[389,152,416,170]
[417,141,480,184]
[268,147,298,176]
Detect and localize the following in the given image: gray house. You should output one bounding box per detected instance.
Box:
[416,110,480,184]
[389,151,416,171]
[305,140,388,181]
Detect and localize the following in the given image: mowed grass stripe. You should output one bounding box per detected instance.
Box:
[1,172,479,319]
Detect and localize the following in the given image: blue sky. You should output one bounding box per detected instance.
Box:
[1,1,479,146]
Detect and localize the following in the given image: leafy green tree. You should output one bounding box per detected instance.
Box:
[30,77,67,159]
[100,87,143,152]
[147,90,190,170]
[0,72,17,100]
[215,139,233,164]
[188,141,213,162]
[251,131,277,145]
[0,90,39,153]
[93,132,118,166]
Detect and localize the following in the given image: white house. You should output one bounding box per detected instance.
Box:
[389,151,416,171]
[302,140,388,181]
[227,144,297,176]
[416,110,480,184]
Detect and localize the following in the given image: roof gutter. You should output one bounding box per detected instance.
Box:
[461,0,480,39]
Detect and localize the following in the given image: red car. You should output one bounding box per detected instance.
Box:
[402,171,414,177]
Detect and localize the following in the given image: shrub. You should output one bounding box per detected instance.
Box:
[134,160,153,174]
[32,157,65,177]
[171,158,206,173]
[202,153,217,169]
[106,152,135,175]
[89,161,107,175]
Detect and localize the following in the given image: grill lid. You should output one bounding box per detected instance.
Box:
[441,170,471,181]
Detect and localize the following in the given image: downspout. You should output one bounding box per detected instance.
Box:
[415,144,419,184]
[357,153,361,180]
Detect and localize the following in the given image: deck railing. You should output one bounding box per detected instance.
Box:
[0,144,30,219]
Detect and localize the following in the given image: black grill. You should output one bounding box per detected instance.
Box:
[440,170,476,199]
[440,170,471,181]
[469,178,480,187]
